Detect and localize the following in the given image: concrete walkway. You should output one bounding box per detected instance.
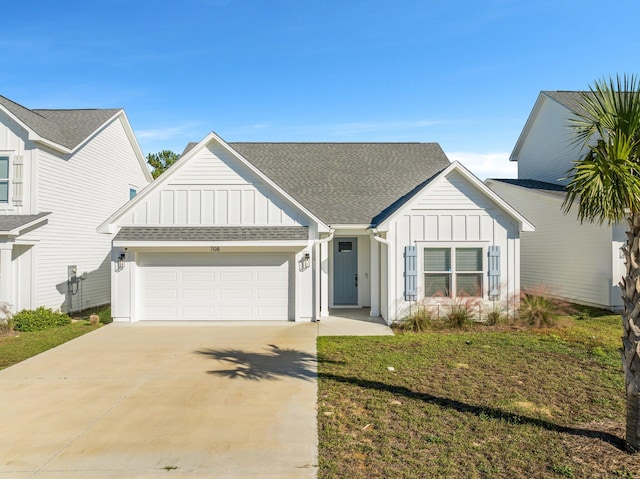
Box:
[0,322,318,478]
[317,308,394,336]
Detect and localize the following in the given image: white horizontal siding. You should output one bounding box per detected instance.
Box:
[488,181,621,308]
[22,117,150,312]
[515,96,584,185]
[122,144,307,227]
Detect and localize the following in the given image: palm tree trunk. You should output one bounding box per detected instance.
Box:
[621,212,640,452]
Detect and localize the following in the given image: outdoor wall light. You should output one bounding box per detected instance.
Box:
[116,252,126,272]
[303,252,310,269]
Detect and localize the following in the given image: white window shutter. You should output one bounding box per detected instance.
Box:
[488,246,500,300]
[12,154,23,206]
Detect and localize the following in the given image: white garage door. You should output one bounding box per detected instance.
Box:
[139,253,291,320]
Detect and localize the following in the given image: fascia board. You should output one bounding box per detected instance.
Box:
[113,240,310,248]
[106,111,153,182]
[327,224,370,230]
[0,104,72,154]
[378,162,535,232]
[3,213,51,236]
[509,92,546,162]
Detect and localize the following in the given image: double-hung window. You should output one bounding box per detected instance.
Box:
[424,247,483,298]
[0,155,9,204]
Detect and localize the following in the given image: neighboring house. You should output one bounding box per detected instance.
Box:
[0,95,152,314]
[99,132,532,323]
[486,91,625,309]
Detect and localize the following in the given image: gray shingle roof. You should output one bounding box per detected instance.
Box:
[228,142,450,225]
[0,95,120,150]
[114,226,309,242]
[542,91,593,117]
[490,178,567,198]
[0,212,50,234]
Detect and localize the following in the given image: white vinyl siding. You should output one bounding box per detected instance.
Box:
[139,253,291,320]
[21,117,150,312]
[487,180,622,309]
[514,95,584,185]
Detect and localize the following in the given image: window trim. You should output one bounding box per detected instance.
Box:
[0,151,13,206]
[420,242,487,299]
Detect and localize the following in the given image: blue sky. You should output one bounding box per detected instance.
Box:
[2,0,639,178]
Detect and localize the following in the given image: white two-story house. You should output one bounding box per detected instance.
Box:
[0,94,152,314]
[487,91,625,309]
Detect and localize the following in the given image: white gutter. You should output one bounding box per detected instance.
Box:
[313,229,335,320]
[370,228,393,325]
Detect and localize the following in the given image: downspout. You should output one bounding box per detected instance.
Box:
[313,229,335,320]
[370,228,393,325]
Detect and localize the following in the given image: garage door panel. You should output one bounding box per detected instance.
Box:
[146,271,178,282]
[182,271,214,282]
[146,289,178,300]
[219,271,253,282]
[140,253,290,321]
[182,307,216,318]
[183,289,215,300]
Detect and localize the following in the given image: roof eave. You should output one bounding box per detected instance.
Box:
[113,240,310,248]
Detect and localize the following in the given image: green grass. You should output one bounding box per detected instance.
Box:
[318,313,639,478]
[0,306,111,370]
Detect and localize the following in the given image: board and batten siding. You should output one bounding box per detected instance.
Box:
[515,95,584,185]
[21,117,149,312]
[120,145,307,227]
[488,180,622,309]
[389,170,521,320]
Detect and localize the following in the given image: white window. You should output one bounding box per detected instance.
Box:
[129,187,137,200]
[423,247,483,298]
[0,155,9,204]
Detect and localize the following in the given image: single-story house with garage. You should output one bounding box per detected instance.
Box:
[98,132,534,323]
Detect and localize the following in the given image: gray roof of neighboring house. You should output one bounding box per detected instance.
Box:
[114,226,309,242]
[226,142,450,225]
[0,212,51,234]
[0,95,121,150]
[489,178,567,198]
[542,91,595,117]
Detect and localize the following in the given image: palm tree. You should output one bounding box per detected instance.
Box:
[562,74,640,452]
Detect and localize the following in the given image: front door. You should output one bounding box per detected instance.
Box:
[333,237,358,305]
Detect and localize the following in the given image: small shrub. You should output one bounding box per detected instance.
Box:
[13,307,72,332]
[444,296,482,328]
[397,304,434,332]
[518,287,569,328]
[485,301,507,325]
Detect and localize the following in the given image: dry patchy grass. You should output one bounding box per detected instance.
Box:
[318,314,638,478]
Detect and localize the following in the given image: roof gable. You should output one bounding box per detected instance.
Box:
[0,95,122,152]
[377,162,534,232]
[229,142,450,225]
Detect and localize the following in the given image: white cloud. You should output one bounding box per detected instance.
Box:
[445,151,517,180]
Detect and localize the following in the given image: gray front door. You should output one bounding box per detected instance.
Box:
[333,237,358,305]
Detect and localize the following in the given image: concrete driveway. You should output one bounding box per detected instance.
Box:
[0,322,318,478]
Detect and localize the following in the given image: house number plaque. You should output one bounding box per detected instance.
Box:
[210,246,221,252]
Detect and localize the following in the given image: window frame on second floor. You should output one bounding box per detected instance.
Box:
[0,152,12,206]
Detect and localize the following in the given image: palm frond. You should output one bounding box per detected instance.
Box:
[564,74,640,224]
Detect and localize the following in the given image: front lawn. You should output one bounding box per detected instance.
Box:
[0,306,110,370]
[318,315,639,478]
